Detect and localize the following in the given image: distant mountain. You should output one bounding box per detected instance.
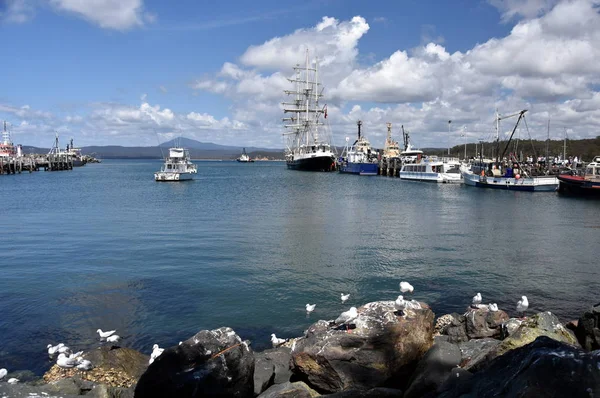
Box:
[159,137,277,153]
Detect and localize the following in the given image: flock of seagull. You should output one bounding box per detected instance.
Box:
[0,283,532,384]
[271,282,530,348]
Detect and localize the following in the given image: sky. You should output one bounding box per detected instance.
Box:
[1,0,599,149]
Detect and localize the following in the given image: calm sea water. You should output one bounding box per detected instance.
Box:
[1,160,598,374]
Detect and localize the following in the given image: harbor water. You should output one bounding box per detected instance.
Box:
[1,160,598,374]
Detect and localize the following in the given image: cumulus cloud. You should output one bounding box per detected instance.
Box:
[488,0,560,21]
[0,0,35,23]
[49,0,147,30]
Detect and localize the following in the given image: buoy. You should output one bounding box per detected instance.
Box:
[515,174,520,179]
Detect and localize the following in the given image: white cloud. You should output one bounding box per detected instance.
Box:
[488,0,560,21]
[49,0,146,30]
[0,0,36,23]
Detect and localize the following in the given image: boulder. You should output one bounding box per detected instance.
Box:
[501,318,523,338]
[435,368,473,397]
[135,327,255,398]
[469,312,580,372]
[457,338,500,371]
[291,300,435,393]
[254,347,293,395]
[43,345,147,388]
[464,307,509,339]
[404,341,461,398]
[575,302,600,351]
[435,313,468,343]
[437,336,600,398]
[254,355,275,396]
[0,376,133,398]
[257,381,320,398]
[326,387,403,397]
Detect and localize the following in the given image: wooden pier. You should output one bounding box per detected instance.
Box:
[378,158,402,177]
[0,154,73,175]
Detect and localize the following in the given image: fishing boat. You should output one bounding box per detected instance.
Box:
[65,138,85,167]
[154,147,197,181]
[382,122,401,162]
[399,125,424,164]
[282,50,335,171]
[0,121,16,158]
[400,156,462,183]
[557,156,600,196]
[237,148,254,163]
[460,109,559,191]
[338,121,378,176]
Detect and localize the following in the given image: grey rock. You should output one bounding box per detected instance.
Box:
[254,353,276,396]
[327,387,403,397]
[135,326,255,398]
[464,307,509,339]
[502,318,523,338]
[438,313,468,343]
[457,338,500,371]
[291,300,435,393]
[437,336,600,398]
[257,381,319,398]
[575,302,600,351]
[435,367,473,396]
[262,347,293,384]
[404,341,461,398]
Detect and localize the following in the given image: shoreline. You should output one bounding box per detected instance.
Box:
[2,299,598,397]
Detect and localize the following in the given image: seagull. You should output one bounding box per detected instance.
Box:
[97,329,116,339]
[149,344,164,365]
[305,304,316,314]
[7,378,19,384]
[47,344,61,356]
[335,307,358,325]
[68,351,84,359]
[56,353,78,368]
[516,296,529,317]
[488,303,499,312]
[399,281,414,294]
[106,335,121,343]
[270,334,286,348]
[395,295,407,315]
[57,344,71,355]
[76,359,93,371]
[0,368,7,380]
[472,293,482,307]
[341,293,350,303]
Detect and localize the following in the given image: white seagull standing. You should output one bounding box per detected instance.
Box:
[305,304,316,314]
[7,378,19,384]
[97,329,116,339]
[399,281,414,294]
[516,296,529,317]
[0,368,7,380]
[472,293,482,307]
[106,335,121,343]
[149,344,164,365]
[341,293,350,303]
[335,307,358,325]
[395,295,407,315]
[270,334,286,348]
[488,303,499,312]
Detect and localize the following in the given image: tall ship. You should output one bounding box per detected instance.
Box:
[282,50,335,171]
[154,147,197,181]
[237,148,254,163]
[0,121,16,158]
[339,120,378,175]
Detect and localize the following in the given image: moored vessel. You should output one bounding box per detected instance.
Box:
[338,121,378,176]
[557,156,600,196]
[154,147,197,182]
[400,156,462,183]
[237,148,254,163]
[282,50,335,172]
[0,121,16,158]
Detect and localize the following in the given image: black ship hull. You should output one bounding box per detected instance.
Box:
[286,155,335,172]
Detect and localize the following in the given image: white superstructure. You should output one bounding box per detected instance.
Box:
[154,147,197,181]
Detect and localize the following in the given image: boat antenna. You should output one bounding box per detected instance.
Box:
[499,110,527,163]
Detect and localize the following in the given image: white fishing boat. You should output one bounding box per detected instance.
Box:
[0,121,16,158]
[400,156,462,183]
[154,147,197,182]
[460,110,559,192]
[282,49,336,172]
[237,148,254,163]
[399,125,424,164]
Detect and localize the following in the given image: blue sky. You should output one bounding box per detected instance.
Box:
[1,0,599,149]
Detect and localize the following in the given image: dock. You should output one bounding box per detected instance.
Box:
[0,154,73,174]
